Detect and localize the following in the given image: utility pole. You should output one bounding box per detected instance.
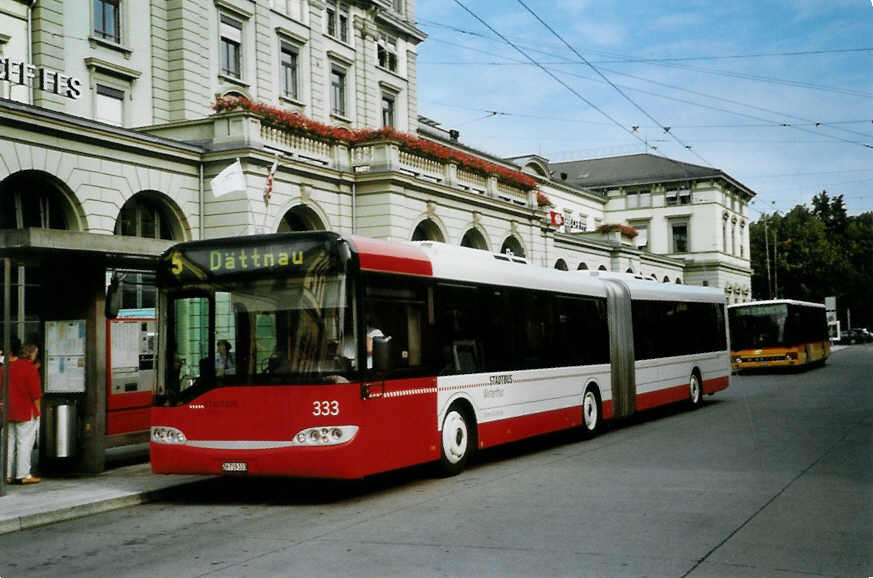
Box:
[771,202,779,299]
[773,226,779,299]
[763,215,772,299]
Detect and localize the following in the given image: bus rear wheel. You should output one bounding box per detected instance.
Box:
[581,386,601,438]
[438,405,475,476]
[688,371,703,409]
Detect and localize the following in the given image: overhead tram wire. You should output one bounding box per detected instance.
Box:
[421,36,873,147]
[418,21,873,100]
[449,0,662,158]
[415,22,873,64]
[515,0,711,167]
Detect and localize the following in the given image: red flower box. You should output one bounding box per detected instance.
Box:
[596,223,638,238]
[212,97,538,191]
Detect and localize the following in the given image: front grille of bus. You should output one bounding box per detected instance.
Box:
[743,355,788,363]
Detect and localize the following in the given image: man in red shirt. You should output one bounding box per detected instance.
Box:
[5,341,42,484]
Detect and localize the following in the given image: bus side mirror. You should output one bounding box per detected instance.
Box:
[105,272,126,319]
[373,335,392,372]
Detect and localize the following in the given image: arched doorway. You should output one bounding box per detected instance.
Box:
[278,204,325,232]
[412,219,445,242]
[500,235,525,258]
[0,170,82,367]
[554,259,568,271]
[114,192,184,311]
[0,170,80,231]
[460,228,488,250]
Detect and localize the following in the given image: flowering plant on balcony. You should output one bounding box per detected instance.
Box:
[536,191,554,208]
[212,97,539,191]
[596,223,638,238]
[213,96,355,142]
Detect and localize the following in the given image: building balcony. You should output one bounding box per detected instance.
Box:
[142,107,539,209]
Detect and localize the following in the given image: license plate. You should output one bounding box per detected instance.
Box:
[221,461,248,473]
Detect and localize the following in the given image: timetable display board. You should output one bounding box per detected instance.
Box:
[45,320,87,393]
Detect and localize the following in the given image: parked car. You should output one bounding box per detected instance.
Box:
[841,328,873,344]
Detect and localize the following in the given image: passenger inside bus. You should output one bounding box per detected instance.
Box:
[215,339,236,376]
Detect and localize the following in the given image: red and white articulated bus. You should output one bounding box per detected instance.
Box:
[150,232,730,478]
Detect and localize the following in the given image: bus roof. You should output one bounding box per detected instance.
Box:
[728,299,825,310]
[590,273,727,303]
[412,241,609,297]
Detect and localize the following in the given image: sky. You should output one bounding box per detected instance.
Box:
[414,0,873,217]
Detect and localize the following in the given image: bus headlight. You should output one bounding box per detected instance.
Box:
[292,425,358,446]
[151,426,187,445]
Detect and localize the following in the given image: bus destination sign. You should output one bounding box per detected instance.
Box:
[161,236,338,284]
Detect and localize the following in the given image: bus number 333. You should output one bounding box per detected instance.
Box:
[313,400,340,416]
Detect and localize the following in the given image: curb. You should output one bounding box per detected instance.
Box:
[0,478,210,536]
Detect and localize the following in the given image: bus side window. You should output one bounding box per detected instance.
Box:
[362,273,431,373]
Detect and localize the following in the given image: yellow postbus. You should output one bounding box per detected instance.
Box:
[728,300,830,371]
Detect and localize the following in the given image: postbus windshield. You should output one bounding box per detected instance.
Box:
[729,303,788,350]
[154,234,356,405]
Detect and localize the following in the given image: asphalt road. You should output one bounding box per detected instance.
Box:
[1,345,870,577]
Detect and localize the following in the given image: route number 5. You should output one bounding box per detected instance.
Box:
[313,400,339,416]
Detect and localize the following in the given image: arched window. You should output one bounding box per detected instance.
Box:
[554,259,568,271]
[460,228,488,250]
[577,262,588,270]
[626,267,634,274]
[500,235,525,257]
[412,219,445,242]
[115,194,175,240]
[663,276,670,283]
[0,170,76,231]
[598,265,607,271]
[278,204,325,232]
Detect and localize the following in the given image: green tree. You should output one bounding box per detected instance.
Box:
[751,191,873,329]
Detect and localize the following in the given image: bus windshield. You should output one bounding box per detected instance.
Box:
[156,271,356,405]
[729,303,788,350]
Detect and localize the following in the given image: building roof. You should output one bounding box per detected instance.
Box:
[548,153,755,198]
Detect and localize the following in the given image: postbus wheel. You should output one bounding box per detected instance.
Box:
[581,385,602,438]
[688,371,703,409]
[438,404,476,476]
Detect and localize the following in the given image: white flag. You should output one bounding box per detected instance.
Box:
[211,159,246,198]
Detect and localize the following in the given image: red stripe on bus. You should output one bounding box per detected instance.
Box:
[478,406,582,448]
[703,376,729,394]
[636,384,691,411]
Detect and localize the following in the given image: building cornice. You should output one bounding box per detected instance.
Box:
[0,98,204,160]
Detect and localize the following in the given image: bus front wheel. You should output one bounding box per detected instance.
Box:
[439,405,475,476]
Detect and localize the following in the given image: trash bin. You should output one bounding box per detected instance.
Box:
[45,403,77,459]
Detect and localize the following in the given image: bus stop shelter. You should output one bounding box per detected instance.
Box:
[0,228,172,496]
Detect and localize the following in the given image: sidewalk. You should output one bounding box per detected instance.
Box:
[0,448,210,535]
